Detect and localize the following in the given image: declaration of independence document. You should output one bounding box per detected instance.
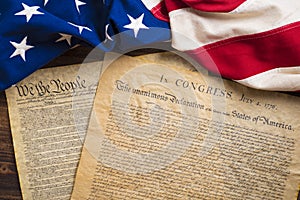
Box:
[5,62,101,200]
[72,52,300,200]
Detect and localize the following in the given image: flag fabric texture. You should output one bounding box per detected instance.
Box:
[0,0,170,91]
[142,0,300,92]
[1,0,300,92]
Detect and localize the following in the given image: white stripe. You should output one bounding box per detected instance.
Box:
[235,67,300,91]
[140,0,163,10]
[169,0,300,51]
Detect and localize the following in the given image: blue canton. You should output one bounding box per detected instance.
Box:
[0,0,170,90]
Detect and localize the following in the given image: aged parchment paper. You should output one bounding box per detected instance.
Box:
[5,62,101,200]
[72,52,300,200]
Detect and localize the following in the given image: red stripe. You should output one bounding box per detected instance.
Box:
[149,0,247,22]
[164,0,246,12]
[181,0,246,12]
[186,22,300,80]
[151,1,170,22]
[164,0,189,12]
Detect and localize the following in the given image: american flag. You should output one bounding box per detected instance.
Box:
[143,0,300,92]
[0,0,170,91]
[1,0,300,92]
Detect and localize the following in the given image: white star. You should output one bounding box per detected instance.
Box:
[44,0,49,6]
[123,13,149,38]
[56,33,72,46]
[75,0,86,14]
[68,22,92,34]
[104,24,113,42]
[15,3,44,23]
[10,36,34,61]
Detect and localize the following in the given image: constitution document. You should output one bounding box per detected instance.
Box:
[72,52,300,200]
[5,62,101,200]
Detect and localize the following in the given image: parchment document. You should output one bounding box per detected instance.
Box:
[72,52,300,200]
[5,62,101,200]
